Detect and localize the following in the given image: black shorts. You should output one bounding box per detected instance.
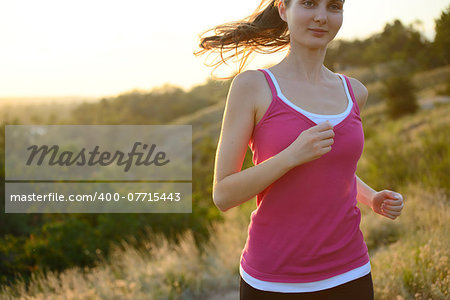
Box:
[239,272,374,300]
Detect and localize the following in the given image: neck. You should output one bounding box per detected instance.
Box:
[279,43,329,85]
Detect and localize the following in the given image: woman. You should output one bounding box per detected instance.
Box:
[195,0,404,299]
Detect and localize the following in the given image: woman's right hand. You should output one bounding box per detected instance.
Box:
[282,121,335,168]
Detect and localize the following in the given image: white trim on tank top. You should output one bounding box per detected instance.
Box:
[263,69,353,126]
[240,261,371,293]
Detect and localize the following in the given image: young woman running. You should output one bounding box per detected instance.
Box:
[195,0,404,299]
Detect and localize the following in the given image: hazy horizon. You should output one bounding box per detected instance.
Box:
[1,0,448,100]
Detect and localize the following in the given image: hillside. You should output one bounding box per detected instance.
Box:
[1,67,449,299]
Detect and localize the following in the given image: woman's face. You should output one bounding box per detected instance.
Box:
[279,0,344,50]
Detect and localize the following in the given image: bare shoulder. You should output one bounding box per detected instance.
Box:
[224,70,262,117]
[228,69,271,125]
[347,76,369,112]
[230,69,268,97]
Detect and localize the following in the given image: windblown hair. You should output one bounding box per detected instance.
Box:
[194,0,292,79]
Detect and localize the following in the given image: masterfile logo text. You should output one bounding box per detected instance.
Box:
[26,142,170,172]
[5,125,192,213]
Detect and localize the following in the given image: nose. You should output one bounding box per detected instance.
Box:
[313,6,327,24]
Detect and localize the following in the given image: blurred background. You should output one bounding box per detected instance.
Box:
[0,0,449,299]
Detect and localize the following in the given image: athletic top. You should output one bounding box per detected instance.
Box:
[239,69,371,292]
[239,68,370,288]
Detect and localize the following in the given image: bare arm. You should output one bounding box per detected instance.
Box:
[212,70,295,212]
[214,150,294,212]
[355,175,376,209]
[349,77,378,210]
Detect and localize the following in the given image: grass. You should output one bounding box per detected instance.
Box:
[0,207,249,300]
[1,68,449,299]
[369,184,449,300]
[358,102,450,195]
[0,182,447,299]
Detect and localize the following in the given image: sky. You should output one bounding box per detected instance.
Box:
[0,0,448,99]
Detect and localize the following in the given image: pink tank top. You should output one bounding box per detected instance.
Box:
[240,68,370,283]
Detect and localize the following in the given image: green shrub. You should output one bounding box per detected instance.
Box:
[382,73,419,119]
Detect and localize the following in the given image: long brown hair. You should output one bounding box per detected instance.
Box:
[194,0,291,79]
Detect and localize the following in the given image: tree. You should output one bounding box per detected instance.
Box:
[362,20,428,70]
[382,71,419,119]
[433,5,450,65]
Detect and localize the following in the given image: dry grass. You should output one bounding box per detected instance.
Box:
[0,182,447,300]
[369,183,449,300]
[0,205,249,300]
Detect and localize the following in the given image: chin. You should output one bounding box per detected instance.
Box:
[301,40,330,50]
[291,36,332,50]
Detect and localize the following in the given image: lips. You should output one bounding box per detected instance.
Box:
[308,28,328,33]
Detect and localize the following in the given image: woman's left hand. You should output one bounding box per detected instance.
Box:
[371,190,404,220]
